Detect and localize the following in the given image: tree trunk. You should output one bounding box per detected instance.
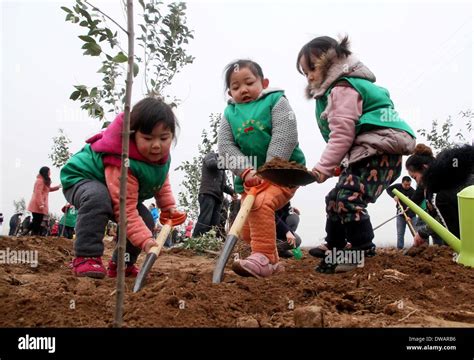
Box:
[114,0,134,328]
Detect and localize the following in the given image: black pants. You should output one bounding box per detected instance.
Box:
[64,179,154,264]
[28,213,44,235]
[58,225,75,239]
[192,194,222,237]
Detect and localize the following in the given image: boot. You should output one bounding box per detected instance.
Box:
[309,219,347,258]
[344,219,376,256]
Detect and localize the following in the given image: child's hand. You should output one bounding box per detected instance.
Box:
[144,239,158,253]
[286,231,296,247]
[243,170,263,187]
[311,168,328,183]
[413,233,425,247]
[168,208,186,219]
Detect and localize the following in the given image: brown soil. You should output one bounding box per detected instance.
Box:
[257,157,310,172]
[257,158,316,186]
[1,235,474,328]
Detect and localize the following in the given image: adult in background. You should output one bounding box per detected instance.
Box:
[275,202,302,258]
[386,176,416,249]
[26,167,61,235]
[406,144,474,246]
[192,151,236,237]
[9,212,22,236]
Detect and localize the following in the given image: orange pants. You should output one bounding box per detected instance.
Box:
[240,184,296,264]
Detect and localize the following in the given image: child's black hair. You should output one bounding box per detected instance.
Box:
[224,59,264,90]
[297,35,352,75]
[39,166,51,186]
[405,144,435,174]
[130,97,178,137]
[402,176,412,182]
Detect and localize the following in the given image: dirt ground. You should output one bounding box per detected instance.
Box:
[1,235,474,328]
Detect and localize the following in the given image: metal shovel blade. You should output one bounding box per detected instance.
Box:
[258,168,317,187]
[133,252,157,293]
[212,234,238,284]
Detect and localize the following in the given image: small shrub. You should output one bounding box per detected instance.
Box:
[178,229,222,254]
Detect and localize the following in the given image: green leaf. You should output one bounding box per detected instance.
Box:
[112,52,128,63]
[61,6,72,14]
[82,42,102,56]
[79,35,95,43]
[90,87,98,97]
[97,65,108,73]
[133,63,139,77]
[69,91,81,101]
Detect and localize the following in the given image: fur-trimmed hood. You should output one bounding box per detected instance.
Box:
[307,50,376,98]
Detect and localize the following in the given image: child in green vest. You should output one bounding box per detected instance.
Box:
[296,36,416,273]
[58,203,77,239]
[218,59,306,278]
[61,97,184,279]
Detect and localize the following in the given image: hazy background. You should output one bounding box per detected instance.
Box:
[1,0,472,248]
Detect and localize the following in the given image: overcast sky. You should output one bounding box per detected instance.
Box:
[1,0,472,248]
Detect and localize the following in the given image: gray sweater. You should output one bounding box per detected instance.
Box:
[218,91,299,177]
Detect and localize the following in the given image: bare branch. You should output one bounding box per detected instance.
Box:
[84,0,128,35]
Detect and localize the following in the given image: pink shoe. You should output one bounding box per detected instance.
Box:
[232,253,285,278]
[107,260,140,278]
[72,257,106,279]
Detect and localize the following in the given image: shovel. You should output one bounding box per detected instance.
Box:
[212,181,269,283]
[133,211,187,292]
[396,199,416,237]
[257,167,318,187]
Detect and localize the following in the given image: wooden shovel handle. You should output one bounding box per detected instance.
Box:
[229,182,270,237]
[397,200,416,237]
[148,223,173,256]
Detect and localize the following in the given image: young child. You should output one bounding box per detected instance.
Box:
[296,36,416,272]
[61,97,184,279]
[218,59,306,278]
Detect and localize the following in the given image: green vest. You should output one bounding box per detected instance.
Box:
[60,207,77,228]
[224,91,306,193]
[60,144,171,201]
[315,77,415,142]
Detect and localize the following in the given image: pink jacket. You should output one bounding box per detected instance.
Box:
[89,113,176,250]
[105,166,176,250]
[27,175,60,215]
[185,221,194,238]
[315,86,361,176]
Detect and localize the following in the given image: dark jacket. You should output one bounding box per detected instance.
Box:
[420,145,474,239]
[386,183,416,218]
[199,152,234,202]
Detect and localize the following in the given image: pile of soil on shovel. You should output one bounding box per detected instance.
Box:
[257,157,310,173]
[1,235,474,328]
